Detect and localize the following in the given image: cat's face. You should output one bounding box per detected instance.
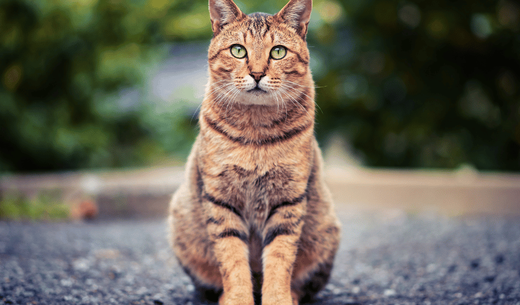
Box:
[207,0,312,106]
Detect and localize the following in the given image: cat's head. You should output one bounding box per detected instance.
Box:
[207,0,313,106]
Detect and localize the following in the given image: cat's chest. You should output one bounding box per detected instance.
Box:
[200,142,312,225]
[210,163,300,222]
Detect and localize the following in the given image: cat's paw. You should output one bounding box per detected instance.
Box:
[261,294,294,305]
[218,291,254,305]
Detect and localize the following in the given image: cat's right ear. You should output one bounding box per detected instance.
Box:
[209,0,245,35]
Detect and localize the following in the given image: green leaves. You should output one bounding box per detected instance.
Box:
[310,0,520,171]
[1,0,519,172]
[0,0,193,172]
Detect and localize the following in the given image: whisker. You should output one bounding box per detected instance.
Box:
[280,83,323,114]
[279,88,309,115]
[207,82,234,97]
[192,83,235,122]
[279,91,289,119]
[274,94,279,116]
[280,83,313,100]
[215,84,236,105]
[283,80,321,89]
[225,87,241,114]
[230,88,242,110]
[190,80,232,123]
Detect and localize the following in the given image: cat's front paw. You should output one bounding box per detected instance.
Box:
[261,294,294,305]
[218,290,254,305]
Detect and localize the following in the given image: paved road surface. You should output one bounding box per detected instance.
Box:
[1,209,520,304]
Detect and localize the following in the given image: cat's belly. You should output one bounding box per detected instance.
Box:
[201,161,308,227]
[199,134,313,227]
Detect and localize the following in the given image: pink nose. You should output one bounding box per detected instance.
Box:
[250,72,265,82]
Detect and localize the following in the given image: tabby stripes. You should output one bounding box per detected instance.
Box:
[266,192,307,222]
[216,229,248,243]
[203,115,312,146]
[263,217,302,247]
[203,193,243,219]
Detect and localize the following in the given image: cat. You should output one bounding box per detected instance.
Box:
[168,0,340,304]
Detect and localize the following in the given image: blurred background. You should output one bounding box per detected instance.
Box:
[1,0,520,220]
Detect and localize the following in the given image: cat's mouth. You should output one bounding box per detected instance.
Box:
[247,86,267,94]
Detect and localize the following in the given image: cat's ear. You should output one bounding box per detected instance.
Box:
[275,0,312,38]
[209,0,245,35]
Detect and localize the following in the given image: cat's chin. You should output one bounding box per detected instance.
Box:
[236,92,279,106]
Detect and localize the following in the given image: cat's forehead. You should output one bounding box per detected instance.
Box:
[245,12,272,37]
[215,12,301,47]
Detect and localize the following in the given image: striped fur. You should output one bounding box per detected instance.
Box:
[169,0,340,304]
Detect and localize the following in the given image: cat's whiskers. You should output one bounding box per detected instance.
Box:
[214,84,237,106]
[226,85,243,114]
[278,91,289,119]
[283,79,320,89]
[273,91,281,115]
[232,88,242,104]
[210,88,235,117]
[207,82,234,98]
[279,85,311,115]
[280,83,313,101]
[202,79,227,95]
[192,82,234,122]
[206,85,232,107]
[273,93,279,114]
[225,87,241,115]
[282,81,323,114]
[278,87,308,115]
[273,90,288,119]
[204,80,231,98]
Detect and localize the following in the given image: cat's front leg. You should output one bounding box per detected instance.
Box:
[261,197,306,305]
[203,194,254,305]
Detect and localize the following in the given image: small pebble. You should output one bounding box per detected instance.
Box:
[384,289,396,297]
[484,275,495,283]
[470,259,480,269]
[136,287,148,295]
[325,284,335,291]
[495,254,505,264]
[427,264,436,272]
[448,265,457,273]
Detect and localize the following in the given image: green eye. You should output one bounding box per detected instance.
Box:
[270,46,287,60]
[231,45,247,59]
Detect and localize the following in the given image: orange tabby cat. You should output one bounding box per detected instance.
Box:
[169,0,340,304]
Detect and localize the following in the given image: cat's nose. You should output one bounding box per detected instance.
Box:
[250,72,265,82]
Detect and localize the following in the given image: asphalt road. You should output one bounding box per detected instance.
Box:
[1,208,520,305]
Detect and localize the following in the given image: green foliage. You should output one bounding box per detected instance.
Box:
[0,192,69,221]
[0,0,205,172]
[1,0,519,172]
[308,0,520,171]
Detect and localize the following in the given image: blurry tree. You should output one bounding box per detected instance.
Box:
[1,0,519,172]
[0,0,208,172]
[309,0,520,171]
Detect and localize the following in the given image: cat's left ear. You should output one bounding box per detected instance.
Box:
[275,0,312,39]
[209,0,245,35]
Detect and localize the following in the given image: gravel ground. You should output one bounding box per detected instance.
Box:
[1,209,520,305]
